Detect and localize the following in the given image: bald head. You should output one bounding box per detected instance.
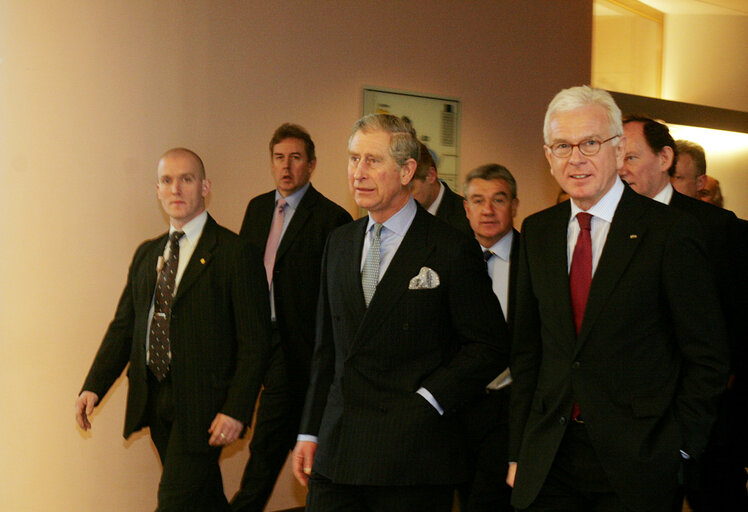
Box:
[159,147,206,179]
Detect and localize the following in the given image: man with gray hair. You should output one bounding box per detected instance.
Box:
[672,139,707,199]
[292,114,509,511]
[508,86,728,511]
[460,163,519,512]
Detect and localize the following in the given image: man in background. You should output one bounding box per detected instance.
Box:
[460,163,519,512]
[76,148,270,511]
[410,140,472,235]
[671,139,707,199]
[232,124,351,512]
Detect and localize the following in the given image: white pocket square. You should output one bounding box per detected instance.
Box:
[409,267,440,290]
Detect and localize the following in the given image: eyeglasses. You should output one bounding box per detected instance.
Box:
[547,135,620,158]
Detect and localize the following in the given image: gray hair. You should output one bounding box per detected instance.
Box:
[543,85,623,146]
[675,139,707,176]
[349,114,420,166]
[463,163,517,199]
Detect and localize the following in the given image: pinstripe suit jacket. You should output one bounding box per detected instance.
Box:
[81,215,271,452]
[299,205,510,485]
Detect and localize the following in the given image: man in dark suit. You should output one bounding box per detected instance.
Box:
[620,115,748,510]
[291,114,509,512]
[231,124,351,511]
[75,148,270,511]
[508,86,729,511]
[410,140,472,235]
[459,163,519,512]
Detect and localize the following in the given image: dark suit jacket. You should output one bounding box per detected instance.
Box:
[509,186,729,511]
[239,184,352,393]
[505,228,520,330]
[300,206,510,486]
[669,190,744,378]
[82,215,271,452]
[435,180,472,236]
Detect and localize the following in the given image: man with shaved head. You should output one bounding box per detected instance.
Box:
[76,148,270,511]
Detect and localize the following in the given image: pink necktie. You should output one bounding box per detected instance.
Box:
[263,198,287,287]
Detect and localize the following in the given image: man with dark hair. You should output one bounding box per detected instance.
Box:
[672,139,707,199]
[292,114,509,512]
[76,148,271,511]
[509,86,728,511]
[700,175,725,208]
[410,141,472,235]
[621,115,748,511]
[460,163,519,512]
[232,124,351,512]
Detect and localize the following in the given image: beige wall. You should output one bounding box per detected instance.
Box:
[0,1,591,510]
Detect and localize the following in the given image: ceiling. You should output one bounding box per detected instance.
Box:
[639,0,748,15]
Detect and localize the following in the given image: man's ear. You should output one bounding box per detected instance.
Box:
[400,159,417,186]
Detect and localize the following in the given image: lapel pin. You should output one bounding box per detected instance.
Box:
[200,258,206,265]
[629,234,638,239]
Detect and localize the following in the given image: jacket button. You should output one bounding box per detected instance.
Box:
[559,416,567,425]
[572,361,581,369]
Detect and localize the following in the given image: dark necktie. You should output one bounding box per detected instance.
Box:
[148,231,184,381]
[569,213,592,421]
[570,212,592,335]
[483,249,493,269]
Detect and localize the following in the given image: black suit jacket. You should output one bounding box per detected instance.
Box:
[300,205,510,485]
[239,185,352,392]
[669,190,745,377]
[509,186,729,511]
[505,228,520,330]
[82,215,271,452]
[435,180,472,236]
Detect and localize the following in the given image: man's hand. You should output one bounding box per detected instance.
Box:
[75,391,99,431]
[506,462,517,487]
[292,440,317,487]
[208,413,243,447]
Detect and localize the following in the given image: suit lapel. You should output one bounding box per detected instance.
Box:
[541,203,577,343]
[174,215,218,302]
[276,185,318,263]
[352,209,434,352]
[575,187,646,348]
[507,228,520,329]
[143,234,168,306]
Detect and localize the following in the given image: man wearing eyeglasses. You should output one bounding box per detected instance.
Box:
[507,86,729,512]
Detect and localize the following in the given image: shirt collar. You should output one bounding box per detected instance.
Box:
[275,182,310,210]
[367,196,418,238]
[171,210,207,244]
[653,182,674,205]
[427,181,446,215]
[485,229,514,261]
[569,176,624,224]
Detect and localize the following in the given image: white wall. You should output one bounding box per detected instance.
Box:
[0,1,591,510]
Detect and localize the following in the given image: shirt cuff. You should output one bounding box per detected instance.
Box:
[416,387,444,415]
[297,434,318,443]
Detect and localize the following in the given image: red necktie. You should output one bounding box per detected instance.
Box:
[570,212,592,335]
[569,212,592,421]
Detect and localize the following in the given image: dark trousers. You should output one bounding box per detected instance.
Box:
[232,336,304,512]
[147,372,230,512]
[306,472,454,512]
[520,422,675,512]
[458,387,512,512]
[684,385,748,511]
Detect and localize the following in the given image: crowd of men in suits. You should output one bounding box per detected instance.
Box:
[75,85,745,511]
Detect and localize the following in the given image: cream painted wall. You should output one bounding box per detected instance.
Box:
[662,14,748,113]
[0,1,591,510]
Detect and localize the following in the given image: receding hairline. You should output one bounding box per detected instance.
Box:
[158,147,206,179]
